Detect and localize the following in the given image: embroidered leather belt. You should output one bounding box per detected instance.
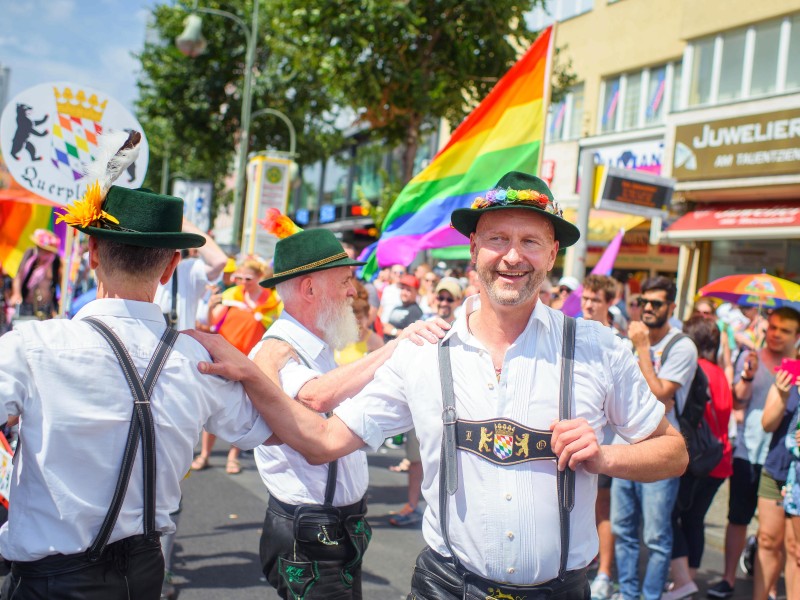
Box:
[455,418,555,466]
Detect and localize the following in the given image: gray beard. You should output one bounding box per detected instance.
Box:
[316,298,360,350]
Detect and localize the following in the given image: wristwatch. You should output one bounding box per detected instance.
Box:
[740,371,754,382]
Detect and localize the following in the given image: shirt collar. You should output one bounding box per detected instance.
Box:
[73,298,167,323]
[444,293,551,344]
[275,310,329,361]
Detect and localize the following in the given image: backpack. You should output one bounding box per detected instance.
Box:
[661,333,723,477]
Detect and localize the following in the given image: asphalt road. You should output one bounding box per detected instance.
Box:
[167,445,769,599]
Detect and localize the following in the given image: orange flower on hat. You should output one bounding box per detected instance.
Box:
[55,180,120,228]
[258,208,303,239]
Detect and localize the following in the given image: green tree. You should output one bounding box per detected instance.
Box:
[276,0,552,184]
[136,1,344,219]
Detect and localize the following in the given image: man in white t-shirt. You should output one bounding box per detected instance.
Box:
[617,276,697,600]
[154,218,227,330]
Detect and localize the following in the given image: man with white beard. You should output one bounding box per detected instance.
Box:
[248,228,447,599]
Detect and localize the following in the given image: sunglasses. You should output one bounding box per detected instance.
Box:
[558,287,572,294]
[436,295,455,303]
[635,297,667,310]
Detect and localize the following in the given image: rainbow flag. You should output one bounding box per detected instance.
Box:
[0,202,63,277]
[362,26,554,277]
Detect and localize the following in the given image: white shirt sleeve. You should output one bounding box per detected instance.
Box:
[603,332,665,443]
[334,347,414,451]
[0,330,26,424]
[279,358,321,400]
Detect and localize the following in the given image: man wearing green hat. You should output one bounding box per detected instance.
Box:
[0,185,273,600]
[246,227,446,600]
[190,171,688,599]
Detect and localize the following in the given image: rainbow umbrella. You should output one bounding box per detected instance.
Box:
[698,273,800,311]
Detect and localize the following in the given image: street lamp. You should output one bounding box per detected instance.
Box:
[176,1,259,249]
[251,107,297,158]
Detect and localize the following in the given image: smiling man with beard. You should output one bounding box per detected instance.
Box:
[247,228,447,600]
[189,172,688,600]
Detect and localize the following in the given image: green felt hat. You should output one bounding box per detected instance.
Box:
[74,186,205,249]
[260,229,366,288]
[450,171,580,248]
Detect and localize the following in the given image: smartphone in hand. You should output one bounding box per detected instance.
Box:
[775,358,800,381]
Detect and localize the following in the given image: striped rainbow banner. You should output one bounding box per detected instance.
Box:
[362,26,554,277]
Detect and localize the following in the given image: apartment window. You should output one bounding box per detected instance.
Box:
[546,84,584,142]
[526,0,593,29]
[751,20,781,95]
[717,28,746,102]
[599,63,679,133]
[787,14,800,90]
[685,13,800,107]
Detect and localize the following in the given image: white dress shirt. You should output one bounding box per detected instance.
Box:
[335,295,664,584]
[251,312,369,506]
[0,299,271,562]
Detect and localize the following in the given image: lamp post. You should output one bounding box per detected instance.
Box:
[251,107,297,158]
[176,2,259,249]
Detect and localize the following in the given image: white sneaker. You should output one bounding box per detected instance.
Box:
[590,573,614,600]
[660,580,698,600]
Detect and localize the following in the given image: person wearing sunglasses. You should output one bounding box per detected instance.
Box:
[188,171,687,600]
[618,277,699,600]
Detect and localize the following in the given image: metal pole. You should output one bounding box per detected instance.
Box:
[568,147,595,281]
[160,149,170,195]
[231,1,258,249]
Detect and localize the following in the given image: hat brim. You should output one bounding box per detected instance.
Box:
[450,205,580,248]
[32,241,60,253]
[260,256,366,288]
[76,226,206,249]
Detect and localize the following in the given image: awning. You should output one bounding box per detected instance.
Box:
[662,203,800,242]
[562,208,646,243]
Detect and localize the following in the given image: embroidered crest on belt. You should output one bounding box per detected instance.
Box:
[455,418,554,466]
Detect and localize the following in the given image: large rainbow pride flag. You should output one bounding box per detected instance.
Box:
[361,26,553,278]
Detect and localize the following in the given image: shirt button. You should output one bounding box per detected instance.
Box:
[506,494,512,501]
[507,531,514,540]
[508,567,516,574]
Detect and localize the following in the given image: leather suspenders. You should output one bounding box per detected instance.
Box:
[437,315,577,581]
[261,334,338,506]
[83,318,178,561]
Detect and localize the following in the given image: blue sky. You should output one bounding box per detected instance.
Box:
[2,0,156,112]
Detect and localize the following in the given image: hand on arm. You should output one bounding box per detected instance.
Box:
[628,323,681,407]
[184,330,364,463]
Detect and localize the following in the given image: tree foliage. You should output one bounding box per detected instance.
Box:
[136,1,570,223]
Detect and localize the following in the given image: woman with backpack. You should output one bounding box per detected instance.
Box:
[664,316,734,600]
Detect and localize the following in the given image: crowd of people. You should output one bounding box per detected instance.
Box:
[0,163,796,600]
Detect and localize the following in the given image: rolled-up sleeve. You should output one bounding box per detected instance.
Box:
[605,335,665,443]
[204,378,273,450]
[334,348,414,451]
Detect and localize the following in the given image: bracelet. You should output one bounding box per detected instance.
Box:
[741,372,754,382]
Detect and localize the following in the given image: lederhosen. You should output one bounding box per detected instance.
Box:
[409,316,590,600]
[259,335,371,600]
[1,319,177,600]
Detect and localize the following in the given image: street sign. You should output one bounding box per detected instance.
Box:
[597,165,675,219]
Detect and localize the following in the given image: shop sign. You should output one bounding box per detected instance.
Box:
[597,166,675,219]
[673,108,800,181]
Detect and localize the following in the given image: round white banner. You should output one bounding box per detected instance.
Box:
[0,81,149,206]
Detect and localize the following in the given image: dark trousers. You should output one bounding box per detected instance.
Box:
[260,496,370,600]
[408,547,590,600]
[1,534,163,600]
[671,473,726,568]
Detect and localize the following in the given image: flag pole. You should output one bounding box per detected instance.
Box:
[537,22,557,176]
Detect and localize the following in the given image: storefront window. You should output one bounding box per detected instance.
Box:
[297,161,322,211]
[709,239,800,281]
[717,28,746,102]
[321,151,350,207]
[751,20,781,96]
